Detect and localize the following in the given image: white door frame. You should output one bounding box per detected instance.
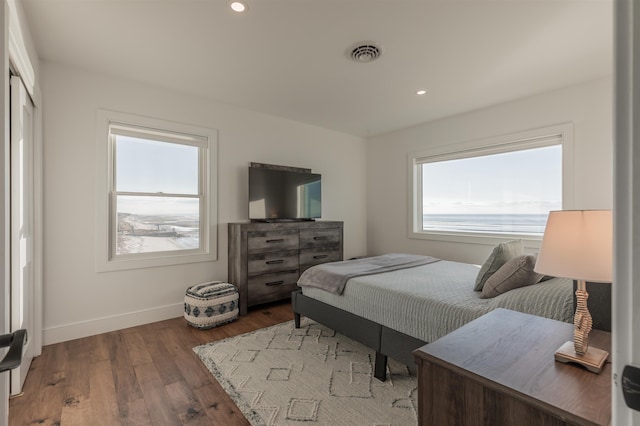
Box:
[9,74,34,395]
[6,2,41,362]
[0,0,39,423]
[6,1,41,364]
[613,0,640,423]
[0,2,10,424]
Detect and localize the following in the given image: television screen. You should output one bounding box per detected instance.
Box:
[249,167,321,220]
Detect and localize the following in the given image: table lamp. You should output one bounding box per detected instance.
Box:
[534,209,612,373]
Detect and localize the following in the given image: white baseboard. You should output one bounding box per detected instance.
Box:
[43,302,184,345]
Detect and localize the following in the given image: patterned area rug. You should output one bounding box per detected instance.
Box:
[193,318,418,426]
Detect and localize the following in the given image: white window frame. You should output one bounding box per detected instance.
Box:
[95,110,218,272]
[408,123,575,247]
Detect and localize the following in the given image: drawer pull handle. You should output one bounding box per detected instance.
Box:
[266,239,284,243]
[313,255,329,259]
[266,259,285,265]
[313,236,329,241]
[266,281,284,287]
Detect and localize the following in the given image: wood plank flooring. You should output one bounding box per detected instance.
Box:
[9,301,293,425]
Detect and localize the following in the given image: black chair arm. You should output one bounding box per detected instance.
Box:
[0,329,26,373]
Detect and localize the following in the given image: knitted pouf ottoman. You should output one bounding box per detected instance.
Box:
[184,281,239,329]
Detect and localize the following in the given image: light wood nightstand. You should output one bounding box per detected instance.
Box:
[413,308,611,426]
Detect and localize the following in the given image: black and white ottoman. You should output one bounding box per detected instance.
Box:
[184,281,239,329]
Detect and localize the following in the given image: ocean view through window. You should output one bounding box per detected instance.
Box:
[421,145,562,235]
[422,213,549,234]
[410,126,569,238]
[114,133,202,255]
[96,110,218,272]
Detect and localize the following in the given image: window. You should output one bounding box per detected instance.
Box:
[409,124,574,242]
[96,110,217,271]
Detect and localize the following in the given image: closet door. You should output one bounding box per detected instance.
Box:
[10,75,34,395]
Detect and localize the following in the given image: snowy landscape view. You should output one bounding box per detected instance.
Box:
[116,213,199,255]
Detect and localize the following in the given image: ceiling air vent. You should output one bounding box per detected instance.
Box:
[347,42,383,63]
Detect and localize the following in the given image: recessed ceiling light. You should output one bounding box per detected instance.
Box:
[416,90,427,95]
[229,1,247,12]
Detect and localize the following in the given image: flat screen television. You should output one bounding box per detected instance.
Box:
[249,167,322,221]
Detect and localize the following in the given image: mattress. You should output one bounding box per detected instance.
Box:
[300,260,573,343]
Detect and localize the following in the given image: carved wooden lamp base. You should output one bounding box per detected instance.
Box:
[555,279,609,374]
[555,341,609,373]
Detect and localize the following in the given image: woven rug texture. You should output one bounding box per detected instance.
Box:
[193,318,418,426]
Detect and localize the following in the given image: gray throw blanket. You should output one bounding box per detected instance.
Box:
[297,253,440,295]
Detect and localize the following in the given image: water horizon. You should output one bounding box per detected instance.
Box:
[423,213,548,234]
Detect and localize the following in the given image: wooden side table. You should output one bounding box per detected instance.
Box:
[413,308,611,426]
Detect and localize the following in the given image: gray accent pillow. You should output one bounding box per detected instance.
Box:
[474,240,524,291]
[480,254,544,299]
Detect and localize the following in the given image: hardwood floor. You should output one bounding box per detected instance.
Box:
[9,301,294,425]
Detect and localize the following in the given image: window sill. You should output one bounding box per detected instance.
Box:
[409,230,542,250]
[96,250,216,272]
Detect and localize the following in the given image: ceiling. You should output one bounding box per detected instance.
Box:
[21,0,613,138]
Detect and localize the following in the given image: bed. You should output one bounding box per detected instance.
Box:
[291,254,605,381]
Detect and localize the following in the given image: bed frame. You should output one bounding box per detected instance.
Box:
[291,289,424,381]
[291,281,611,381]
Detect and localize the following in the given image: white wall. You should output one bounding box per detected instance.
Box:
[366,77,612,264]
[41,61,367,345]
[38,63,612,345]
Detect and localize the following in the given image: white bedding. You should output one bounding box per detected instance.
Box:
[299,260,573,343]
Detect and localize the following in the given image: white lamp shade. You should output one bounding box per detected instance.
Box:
[534,210,612,283]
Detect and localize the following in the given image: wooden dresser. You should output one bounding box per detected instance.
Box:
[228,221,343,315]
[413,308,611,426]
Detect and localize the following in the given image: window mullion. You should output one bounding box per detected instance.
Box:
[114,191,199,198]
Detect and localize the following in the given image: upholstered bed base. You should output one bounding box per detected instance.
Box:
[292,281,611,382]
[291,289,425,381]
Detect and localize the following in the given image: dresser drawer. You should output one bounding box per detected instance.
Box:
[248,271,299,305]
[299,228,342,249]
[229,221,343,315]
[300,248,342,268]
[248,250,299,275]
[248,230,299,253]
